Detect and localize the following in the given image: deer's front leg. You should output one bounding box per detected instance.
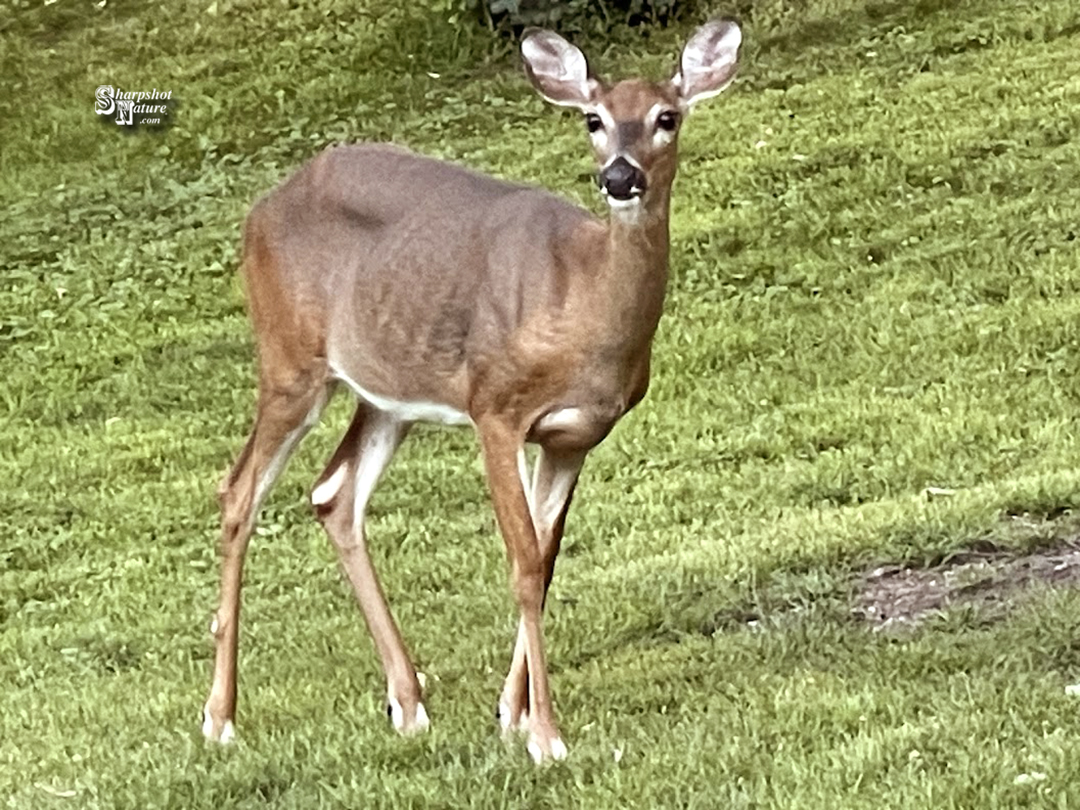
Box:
[204,384,329,743]
[478,419,568,762]
[499,446,585,736]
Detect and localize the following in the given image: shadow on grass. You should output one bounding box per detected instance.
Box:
[566,510,1080,670]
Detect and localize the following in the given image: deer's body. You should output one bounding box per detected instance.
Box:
[203,21,742,762]
[248,142,657,446]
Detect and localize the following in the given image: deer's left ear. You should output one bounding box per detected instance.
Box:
[673,19,742,107]
[521,28,601,110]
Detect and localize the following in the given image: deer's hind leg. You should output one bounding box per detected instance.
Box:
[311,404,428,733]
[203,372,331,742]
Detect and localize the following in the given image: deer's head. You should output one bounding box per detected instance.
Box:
[522,20,742,215]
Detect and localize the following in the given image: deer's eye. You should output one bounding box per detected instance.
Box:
[656,110,680,132]
[585,113,604,133]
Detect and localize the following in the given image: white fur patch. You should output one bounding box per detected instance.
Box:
[607,196,644,223]
[498,700,515,733]
[351,414,405,533]
[586,103,617,149]
[517,447,534,514]
[681,22,740,75]
[250,390,329,514]
[388,696,405,730]
[202,704,235,744]
[677,21,741,107]
[330,364,471,426]
[413,703,430,732]
[535,471,579,531]
[389,697,430,734]
[598,155,646,218]
[601,153,644,174]
[311,463,348,506]
[209,616,219,636]
[527,735,568,763]
[647,103,678,146]
[521,33,593,108]
[593,103,617,133]
[536,407,585,432]
[251,426,303,511]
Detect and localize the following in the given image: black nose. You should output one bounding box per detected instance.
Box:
[599,157,647,200]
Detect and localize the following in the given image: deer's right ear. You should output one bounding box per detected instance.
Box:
[521,29,599,110]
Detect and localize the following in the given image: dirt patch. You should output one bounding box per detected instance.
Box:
[853,540,1080,631]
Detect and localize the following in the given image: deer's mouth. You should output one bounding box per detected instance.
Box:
[598,156,647,203]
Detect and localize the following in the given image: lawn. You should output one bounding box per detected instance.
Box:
[3,0,1080,806]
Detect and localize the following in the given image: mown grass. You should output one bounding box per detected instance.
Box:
[3,0,1080,806]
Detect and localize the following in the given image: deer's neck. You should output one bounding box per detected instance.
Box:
[597,197,672,344]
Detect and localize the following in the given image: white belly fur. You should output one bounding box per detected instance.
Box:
[330,364,473,426]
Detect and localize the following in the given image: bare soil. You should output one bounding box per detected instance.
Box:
[853,538,1080,631]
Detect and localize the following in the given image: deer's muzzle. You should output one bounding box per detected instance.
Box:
[598,156,647,202]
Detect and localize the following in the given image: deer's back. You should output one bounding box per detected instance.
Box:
[244,143,603,413]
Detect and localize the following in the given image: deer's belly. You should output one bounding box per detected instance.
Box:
[331,363,473,426]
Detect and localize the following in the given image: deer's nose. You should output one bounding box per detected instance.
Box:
[598,156,647,201]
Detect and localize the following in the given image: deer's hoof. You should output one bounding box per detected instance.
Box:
[388,697,430,735]
[497,700,530,735]
[527,732,568,764]
[201,703,236,744]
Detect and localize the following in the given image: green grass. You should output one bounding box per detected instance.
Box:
[3,0,1080,806]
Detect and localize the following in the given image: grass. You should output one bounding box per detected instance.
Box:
[3,0,1080,806]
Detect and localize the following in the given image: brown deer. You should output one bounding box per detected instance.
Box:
[202,19,742,762]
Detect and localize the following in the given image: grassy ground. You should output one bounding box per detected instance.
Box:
[3,0,1080,806]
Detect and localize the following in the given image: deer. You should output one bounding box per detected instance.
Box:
[201,18,742,763]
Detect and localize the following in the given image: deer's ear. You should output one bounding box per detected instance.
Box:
[673,19,741,107]
[521,29,600,110]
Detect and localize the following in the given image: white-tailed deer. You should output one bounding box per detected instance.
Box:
[202,19,742,762]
